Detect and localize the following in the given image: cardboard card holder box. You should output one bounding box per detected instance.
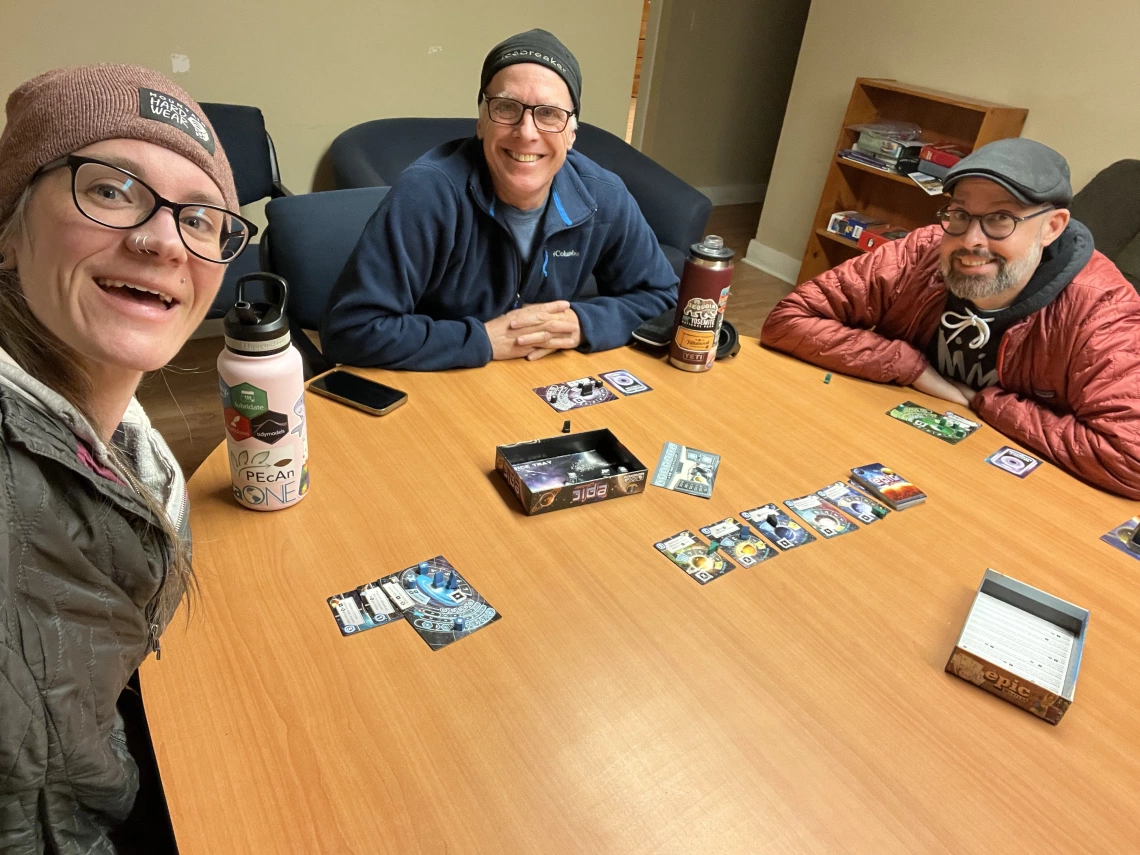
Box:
[496,428,648,515]
[946,569,1088,725]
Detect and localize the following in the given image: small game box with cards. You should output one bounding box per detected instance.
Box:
[496,428,648,515]
[946,569,1088,725]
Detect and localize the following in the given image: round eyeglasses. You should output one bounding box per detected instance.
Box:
[936,206,1053,241]
[32,155,258,263]
[483,95,576,133]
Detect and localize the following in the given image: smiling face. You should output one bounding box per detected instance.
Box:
[477,63,576,211]
[938,177,1070,306]
[2,138,229,375]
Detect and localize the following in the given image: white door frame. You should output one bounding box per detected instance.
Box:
[629,0,665,151]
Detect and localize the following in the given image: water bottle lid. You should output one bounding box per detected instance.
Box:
[690,234,735,262]
[223,273,293,356]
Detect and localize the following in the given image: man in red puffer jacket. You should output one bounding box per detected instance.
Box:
[762,138,1140,499]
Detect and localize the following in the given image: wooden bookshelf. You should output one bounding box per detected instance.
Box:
[797,78,1027,284]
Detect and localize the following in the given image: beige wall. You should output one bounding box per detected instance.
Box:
[639,0,810,197]
[1,2,644,197]
[751,0,1140,278]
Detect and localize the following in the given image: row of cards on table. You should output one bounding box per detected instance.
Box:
[655,465,923,585]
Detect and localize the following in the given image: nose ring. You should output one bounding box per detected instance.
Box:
[134,234,156,255]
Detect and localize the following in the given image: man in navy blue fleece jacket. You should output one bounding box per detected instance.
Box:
[320,29,679,371]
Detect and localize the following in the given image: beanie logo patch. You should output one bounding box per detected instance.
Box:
[137,88,215,155]
[498,48,568,77]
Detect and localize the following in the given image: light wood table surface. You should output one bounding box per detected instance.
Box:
[141,340,1140,854]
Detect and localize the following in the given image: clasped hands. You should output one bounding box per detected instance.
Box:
[912,365,977,408]
[485,300,582,361]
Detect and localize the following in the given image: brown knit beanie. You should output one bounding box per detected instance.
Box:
[0,64,238,222]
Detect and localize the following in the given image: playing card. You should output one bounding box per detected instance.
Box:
[784,494,859,538]
[888,401,981,444]
[599,369,652,395]
[740,504,817,551]
[699,517,777,568]
[327,588,402,637]
[1101,516,1140,563]
[654,529,736,584]
[651,441,720,498]
[817,481,889,524]
[986,446,1041,478]
[380,556,501,651]
[533,376,618,412]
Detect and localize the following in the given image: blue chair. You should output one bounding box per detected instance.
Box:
[327,117,711,277]
[200,103,291,319]
[259,187,390,377]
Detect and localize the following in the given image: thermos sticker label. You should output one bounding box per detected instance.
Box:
[250,411,289,445]
[223,407,252,442]
[230,383,268,419]
[681,297,719,331]
[229,442,303,508]
[676,328,714,351]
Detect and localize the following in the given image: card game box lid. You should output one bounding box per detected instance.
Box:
[946,569,1088,725]
[496,428,648,515]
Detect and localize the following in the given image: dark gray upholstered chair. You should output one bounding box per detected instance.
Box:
[327,117,711,277]
[259,187,390,377]
[1069,159,1140,292]
[200,103,290,318]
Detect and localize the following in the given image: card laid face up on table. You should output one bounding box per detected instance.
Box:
[888,401,980,444]
[651,441,720,499]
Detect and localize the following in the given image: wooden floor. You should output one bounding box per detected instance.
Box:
[137,203,788,477]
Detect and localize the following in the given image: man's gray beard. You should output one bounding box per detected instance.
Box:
[941,235,1042,302]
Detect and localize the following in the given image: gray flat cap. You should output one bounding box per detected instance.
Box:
[944,138,1073,207]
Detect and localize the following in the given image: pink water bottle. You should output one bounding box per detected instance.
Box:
[217,273,310,511]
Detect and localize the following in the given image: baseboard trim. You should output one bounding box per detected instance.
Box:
[743,239,799,285]
[696,183,767,206]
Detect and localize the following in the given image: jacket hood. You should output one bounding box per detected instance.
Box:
[0,344,186,532]
[977,218,1095,326]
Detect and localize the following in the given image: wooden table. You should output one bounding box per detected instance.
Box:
[141,341,1140,854]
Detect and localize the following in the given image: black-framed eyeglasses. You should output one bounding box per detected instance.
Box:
[936,206,1054,241]
[31,155,258,263]
[483,95,576,133]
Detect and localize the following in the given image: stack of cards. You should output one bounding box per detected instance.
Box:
[851,463,926,510]
[327,556,501,650]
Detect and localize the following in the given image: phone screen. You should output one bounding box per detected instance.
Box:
[310,371,406,412]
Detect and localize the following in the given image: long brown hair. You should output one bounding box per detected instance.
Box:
[0,183,194,628]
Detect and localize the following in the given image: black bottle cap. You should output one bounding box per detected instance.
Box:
[223,273,292,356]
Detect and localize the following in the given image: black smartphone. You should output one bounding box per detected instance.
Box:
[308,370,408,416]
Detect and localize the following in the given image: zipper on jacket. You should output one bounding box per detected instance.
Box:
[150,624,162,660]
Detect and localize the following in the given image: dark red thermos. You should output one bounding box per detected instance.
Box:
[668,235,734,371]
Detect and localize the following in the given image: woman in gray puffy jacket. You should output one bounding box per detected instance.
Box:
[0,64,252,854]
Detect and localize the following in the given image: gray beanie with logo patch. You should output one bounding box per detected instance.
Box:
[479,29,582,115]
